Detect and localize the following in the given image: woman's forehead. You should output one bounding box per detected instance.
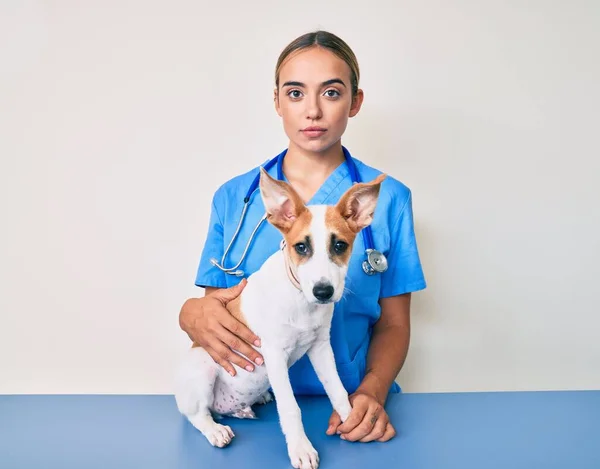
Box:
[278,47,351,86]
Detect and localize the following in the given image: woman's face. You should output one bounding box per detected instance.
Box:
[275,46,363,155]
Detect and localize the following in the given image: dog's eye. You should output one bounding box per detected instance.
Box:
[295,243,308,255]
[333,241,348,254]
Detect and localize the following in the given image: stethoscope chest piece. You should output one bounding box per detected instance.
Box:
[362,249,388,275]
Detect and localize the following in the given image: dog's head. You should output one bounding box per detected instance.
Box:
[259,167,386,305]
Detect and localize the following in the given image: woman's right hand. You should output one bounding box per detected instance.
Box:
[179,279,264,376]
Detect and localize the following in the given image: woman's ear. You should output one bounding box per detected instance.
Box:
[274,87,282,117]
[349,89,364,118]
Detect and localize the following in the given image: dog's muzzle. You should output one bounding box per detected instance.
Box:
[312,282,334,302]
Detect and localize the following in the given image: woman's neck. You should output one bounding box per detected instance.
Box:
[281,141,345,202]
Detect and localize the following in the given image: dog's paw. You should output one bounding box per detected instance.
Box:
[205,423,235,448]
[230,406,257,419]
[287,435,319,469]
[333,397,352,423]
[257,390,274,405]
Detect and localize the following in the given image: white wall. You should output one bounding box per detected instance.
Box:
[1,1,598,394]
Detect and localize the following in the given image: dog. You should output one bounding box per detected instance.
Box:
[175,167,386,469]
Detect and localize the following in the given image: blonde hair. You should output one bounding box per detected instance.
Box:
[275,30,360,96]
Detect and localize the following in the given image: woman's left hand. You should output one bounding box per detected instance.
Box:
[326,391,396,442]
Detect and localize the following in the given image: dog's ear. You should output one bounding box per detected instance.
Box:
[259,167,306,232]
[336,173,386,233]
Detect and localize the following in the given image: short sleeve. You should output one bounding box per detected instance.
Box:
[380,190,427,297]
[194,191,228,289]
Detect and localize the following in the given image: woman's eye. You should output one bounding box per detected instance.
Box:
[288,90,303,99]
[324,89,340,98]
[295,243,308,255]
[334,241,348,254]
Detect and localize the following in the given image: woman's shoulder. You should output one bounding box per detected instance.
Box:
[211,161,267,204]
[352,158,412,207]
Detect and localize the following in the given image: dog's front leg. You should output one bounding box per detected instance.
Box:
[307,338,352,423]
[262,347,319,469]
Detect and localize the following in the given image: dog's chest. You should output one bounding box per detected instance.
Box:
[279,324,320,364]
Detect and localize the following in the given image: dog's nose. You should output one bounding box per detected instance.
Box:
[313,283,334,301]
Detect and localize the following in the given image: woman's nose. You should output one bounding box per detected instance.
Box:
[305,96,322,120]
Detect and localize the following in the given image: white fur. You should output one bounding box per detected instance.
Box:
[296,205,348,304]
[174,209,352,469]
[175,171,384,469]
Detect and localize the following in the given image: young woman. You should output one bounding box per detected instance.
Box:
[179,30,426,443]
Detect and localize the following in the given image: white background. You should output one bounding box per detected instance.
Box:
[1,0,598,394]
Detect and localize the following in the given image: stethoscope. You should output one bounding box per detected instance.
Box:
[210,147,388,277]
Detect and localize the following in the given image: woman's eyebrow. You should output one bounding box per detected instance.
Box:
[282,78,347,88]
[322,78,346,87]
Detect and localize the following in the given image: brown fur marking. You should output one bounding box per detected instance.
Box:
[325,206,357,266]
[226,295,247,327]
[283,209,314,266]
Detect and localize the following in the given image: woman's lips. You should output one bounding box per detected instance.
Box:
[302,127,327,138]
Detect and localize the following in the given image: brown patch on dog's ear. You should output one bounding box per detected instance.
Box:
[259,167,307,233]
[335,173,386,233]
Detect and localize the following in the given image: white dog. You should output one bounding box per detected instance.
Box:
[175,168,386,469]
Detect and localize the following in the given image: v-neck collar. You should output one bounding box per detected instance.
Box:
[308,160,349,205]
[277,158,350,206]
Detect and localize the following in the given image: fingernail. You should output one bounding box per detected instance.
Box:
[336,430,341,434]
[245,365,253,372]
[255,357,263,365]
[254,339,261,347]
[229,371,235,377]
[340,435,346,440]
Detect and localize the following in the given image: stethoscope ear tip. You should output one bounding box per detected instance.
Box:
[210,257,245,277]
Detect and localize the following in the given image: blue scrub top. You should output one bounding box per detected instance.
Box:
[195,149,426,396]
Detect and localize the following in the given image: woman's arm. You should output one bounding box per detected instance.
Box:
[356,293,412,404]
[326,293,411,442]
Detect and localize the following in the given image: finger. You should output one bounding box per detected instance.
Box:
[341,406,381,442]
[326,411,342,435]
[204,344,237,377]
[214,279,247,303]
[220,312,263,350]
[359,415,388,443]
[337,402,368,434]
[377,422,397,442]
[206,335,256,373]
[216,322,263,367]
